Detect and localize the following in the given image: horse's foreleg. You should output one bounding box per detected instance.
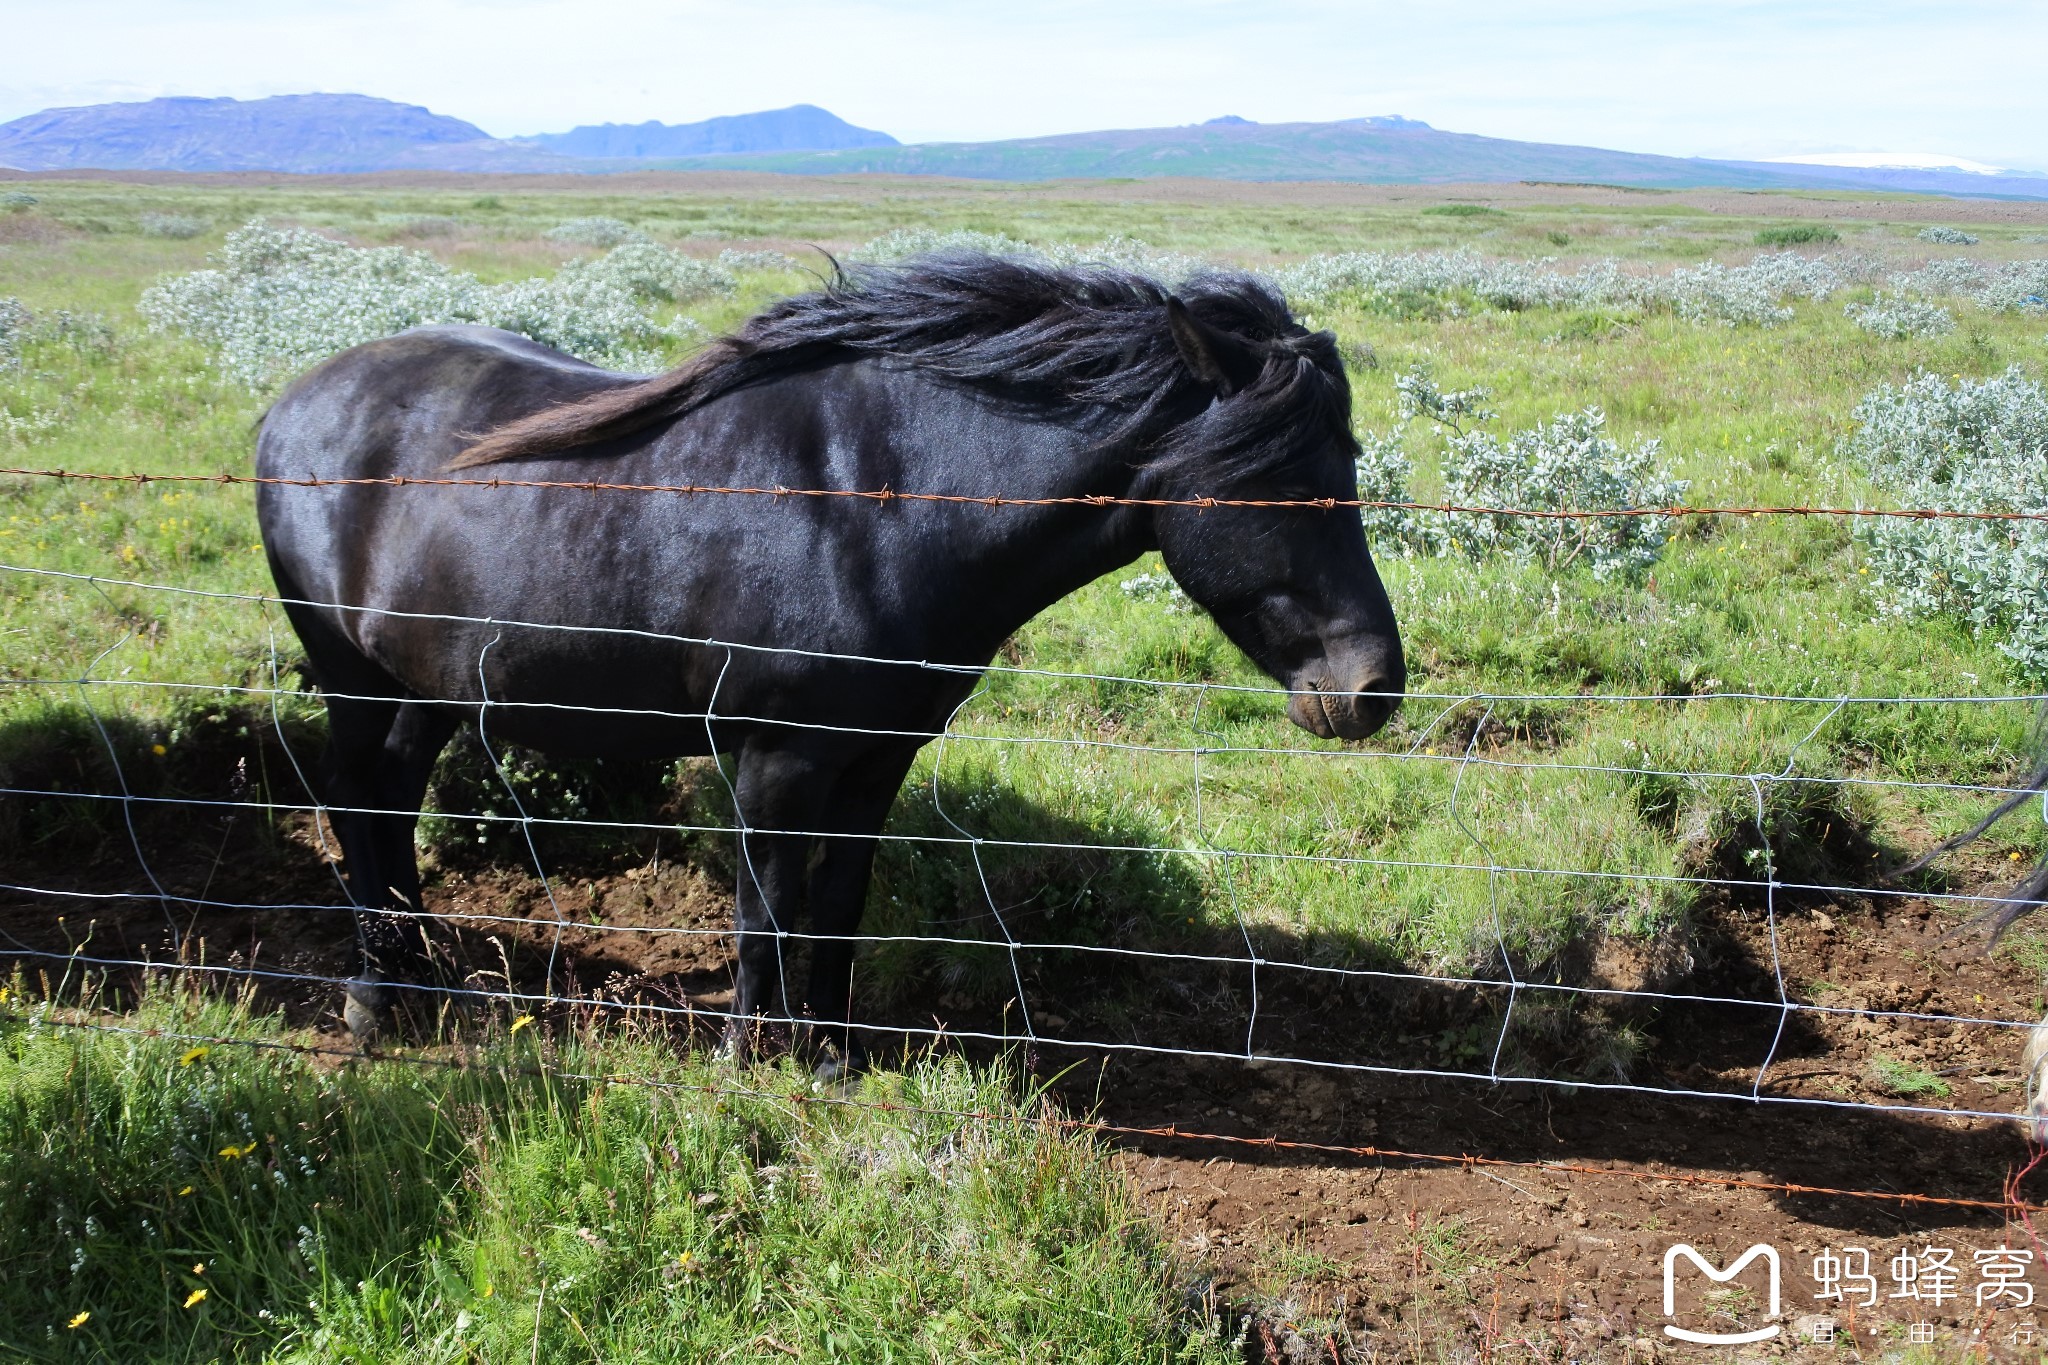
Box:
[725,743,827,1055]
[358,702,459,1024]
[804,743,921,1074]
[319,693,406,1036]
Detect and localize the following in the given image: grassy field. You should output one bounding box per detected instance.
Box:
[2,977,1229,1363]
[5,175,2048,1358]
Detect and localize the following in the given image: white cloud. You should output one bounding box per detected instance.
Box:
[1,0,2043,167]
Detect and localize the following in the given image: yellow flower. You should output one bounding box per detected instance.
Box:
[65,1312,89,1330]
[177,1185,194,1197]
[2013,851,2025,861]
[510,1014,534,1035]
[191,1263,205,1276]
[178,1046,208,1067]
[219,1141,257,1160]
[182,1288,207,1309]
[481,1282,494,1298]
[151,743,167,756]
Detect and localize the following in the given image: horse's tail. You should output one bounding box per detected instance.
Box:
[1895,703,2048,946]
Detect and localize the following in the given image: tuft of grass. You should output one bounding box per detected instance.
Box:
[0,974,1234,1363]
[1869,1054,1951,1097]
[1754,223,1839,247]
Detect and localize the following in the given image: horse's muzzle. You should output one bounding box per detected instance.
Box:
[1287,674,1402,741]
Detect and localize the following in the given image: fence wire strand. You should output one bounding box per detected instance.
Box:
[8,1005,2039,1219]
[6,551,2048,1195]
[13,463,2048,524]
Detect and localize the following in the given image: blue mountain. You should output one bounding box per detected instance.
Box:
[525,104,896,159]
[0,94,495,173]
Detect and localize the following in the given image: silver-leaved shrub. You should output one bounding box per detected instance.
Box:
[139,212,207,239]
[543,216,643,247]
[1431,412,1687,578]
[1358,370,1687,578]
[0,296,26,368]
[1844,292,1957,339]
[1118,571,1194,613]
[851,228,1209,286]
[1918,226,1980,246]
[561,239,735,303]
[139,221,704,385]
[1274,249,1878,328]
[1890,258,2048,312]
[1850,367,2048,674]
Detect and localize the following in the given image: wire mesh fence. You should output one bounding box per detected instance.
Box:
[7,531,2047,1154]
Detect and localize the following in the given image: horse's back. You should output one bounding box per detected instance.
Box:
[257,325,634,483]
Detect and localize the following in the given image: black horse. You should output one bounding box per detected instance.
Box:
[256,254,1405,1056]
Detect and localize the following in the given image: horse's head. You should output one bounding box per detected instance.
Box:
[1141,290,1404,741]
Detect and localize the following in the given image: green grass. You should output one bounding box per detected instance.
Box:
[1868,1053,1952,1097]
[6,172,2048,1364]
[1754,223,1840,246]
[0,976,1232,1363]
[4,179,2046,990]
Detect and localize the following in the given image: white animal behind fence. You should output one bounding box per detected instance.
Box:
[3,561,2047,1132]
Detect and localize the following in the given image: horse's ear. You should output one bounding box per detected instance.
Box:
[1166,296,1262,396]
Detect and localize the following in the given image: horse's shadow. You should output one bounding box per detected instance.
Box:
[4,715,2038,1235]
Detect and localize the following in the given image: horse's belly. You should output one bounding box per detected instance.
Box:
[470,705,716,761]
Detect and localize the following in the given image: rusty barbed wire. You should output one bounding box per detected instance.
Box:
[6,465,2048,522]
[9,1006,2041,1220]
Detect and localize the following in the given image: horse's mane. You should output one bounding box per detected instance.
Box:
[449,253,1352,483]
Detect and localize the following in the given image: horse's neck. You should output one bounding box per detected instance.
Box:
[913,408,1158,655]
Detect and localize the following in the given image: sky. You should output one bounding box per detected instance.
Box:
[4,0,2044,170]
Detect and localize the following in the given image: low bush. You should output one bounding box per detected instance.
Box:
[851,228,1209,286]
[544,215,643,247]
[138,212,207,240]
[1755,224,1838,247]
[1919,225,1980,246]
[1423,204,1503,218]
[1844,291,1957,339]
[138,220,703,384]
[1850,366,2048,673]
[1358,369,1687,579]
[0,295,25,367]
[1273,248,1866,327]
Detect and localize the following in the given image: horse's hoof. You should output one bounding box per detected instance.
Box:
[811,1054,862,1097]
[715,1020,752,1065]
[343,979,391,1045]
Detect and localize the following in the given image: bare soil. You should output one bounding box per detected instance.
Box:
[8,797,2048,1362]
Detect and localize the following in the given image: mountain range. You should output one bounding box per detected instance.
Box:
[2,93,2043,200]
[0,95,893,174]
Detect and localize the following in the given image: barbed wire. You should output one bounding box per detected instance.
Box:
[8,464,2048,523]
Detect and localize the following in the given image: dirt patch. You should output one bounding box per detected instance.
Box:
[7,798,2048,1360]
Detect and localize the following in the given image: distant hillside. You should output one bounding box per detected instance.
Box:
[0,94,506,173]
[642,116,2048,199]
[526,104,895,159]
[635,116,1793,185]
[5,95,2045,199]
